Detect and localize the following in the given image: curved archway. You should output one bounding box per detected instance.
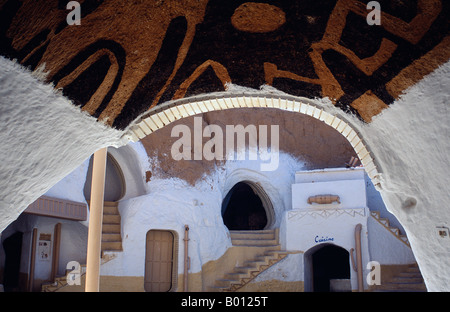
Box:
[304,243,351,292]
[125,94,381,187]
[83,152,125,202]
[221,181,273,230]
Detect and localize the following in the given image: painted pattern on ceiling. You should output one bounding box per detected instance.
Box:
[0,0,448,129]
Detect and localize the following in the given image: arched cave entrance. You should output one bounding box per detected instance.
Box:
[221,181,270,231]
[305,244,351,292]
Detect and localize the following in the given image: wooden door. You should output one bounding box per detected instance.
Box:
[145,230,174,292]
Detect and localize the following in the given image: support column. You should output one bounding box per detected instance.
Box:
[355,223,364,292]
[50,223,61,282]
[85,147,107,292]
[28,228,37,292]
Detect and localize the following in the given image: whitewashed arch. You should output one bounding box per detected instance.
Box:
[221,167,284,229]
[123,94,381,186]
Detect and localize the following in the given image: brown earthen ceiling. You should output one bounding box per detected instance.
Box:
[0,0,448,129]
[140,108,358,185]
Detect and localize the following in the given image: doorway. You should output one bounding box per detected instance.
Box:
[144,230,175,292]
[222,182,268,230]
[305,244,351,292]
[2,232,23,292]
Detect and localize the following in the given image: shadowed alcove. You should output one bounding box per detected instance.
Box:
[83,153,125,202]
[221,181,272,231]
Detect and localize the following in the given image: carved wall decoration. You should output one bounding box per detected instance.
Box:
[0,0,448,129]
[288,208,367,220]
[307,195,341,205]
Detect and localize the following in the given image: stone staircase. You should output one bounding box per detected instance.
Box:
[229,229,280,246]
[101,201,122,253]
[371,263,427,292]
[370,210,410,247]
[210,229,289,292]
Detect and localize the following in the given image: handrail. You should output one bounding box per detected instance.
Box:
[184,225,190,292]
[350,248,357,272]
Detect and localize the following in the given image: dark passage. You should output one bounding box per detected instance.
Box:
[312,244,350,292]
[222,182,267,230]
[3,231,23,292]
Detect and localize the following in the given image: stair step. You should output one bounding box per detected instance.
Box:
[230,230,276,239]
[103,205,119,215]
[103,214,121,224]
[230,229,278,246]
[265,250,288,257]
[102,224,121,233]
[101,241,122,251]
[406,265,421,272]
[102,233,122,242]
[370,263,426,292]
[245,259,271,270]
[230,230,277,242]
[225,271,252,280]
[233,265,258,274]
[208,286,231,292]
[215,278,239,288]
[231,239,278,246]
[381,282,427,291]
[390,277,424,284]
[397,272,422,278]
[103,201,118,206]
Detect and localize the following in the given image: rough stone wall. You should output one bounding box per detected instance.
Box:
[0,0,448,129]
[140,108,357,185]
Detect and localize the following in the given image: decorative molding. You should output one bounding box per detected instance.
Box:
[370,211,410,248]
[288,207,366,220]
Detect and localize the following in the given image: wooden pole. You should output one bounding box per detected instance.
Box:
[355,223,364,292]
[85,147,107,292]
[184,225,189,292]
[28,228,37,292]
[50,223,61,282]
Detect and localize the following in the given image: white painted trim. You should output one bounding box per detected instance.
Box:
[123,95,381,186]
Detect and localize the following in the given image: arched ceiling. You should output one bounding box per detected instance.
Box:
[0,0,448,129]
